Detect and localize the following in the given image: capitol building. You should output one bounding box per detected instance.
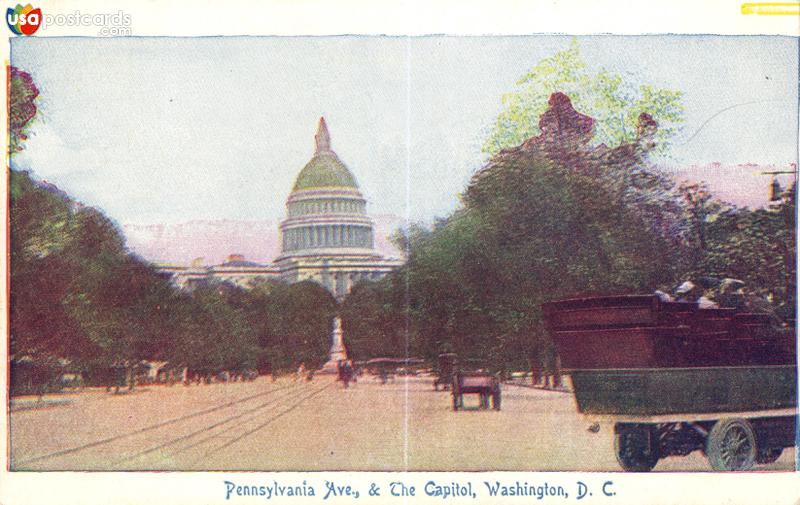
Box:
[160,118,404,299]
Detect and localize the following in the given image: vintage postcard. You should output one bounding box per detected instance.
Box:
[1,1,799,504]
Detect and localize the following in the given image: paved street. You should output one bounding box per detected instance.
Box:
[9,375,795,472]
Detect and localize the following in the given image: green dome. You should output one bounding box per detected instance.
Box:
[293,151,358,191]
[292,117,360,191]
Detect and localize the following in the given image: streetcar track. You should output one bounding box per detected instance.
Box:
[107,382,309,468]
[188,381,334,468]
[14,380,295,467]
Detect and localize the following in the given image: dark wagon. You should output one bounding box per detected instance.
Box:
[452,371,501,411]
[542,294,797,471]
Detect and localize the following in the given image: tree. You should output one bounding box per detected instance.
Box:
[9,170,183,389]
[483,39,684,157]
[9,171,100,364]
[9,159,339,387]
[695,183,796,321]
[340,277,407,360]
[243,279,337,374]
[9,66,39,153]
[181,282,259,375]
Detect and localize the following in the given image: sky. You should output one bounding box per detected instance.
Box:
[10,36,799,234]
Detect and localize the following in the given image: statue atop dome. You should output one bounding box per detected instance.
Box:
[315,117,331,153]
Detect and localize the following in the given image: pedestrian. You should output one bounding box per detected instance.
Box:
[342,361,352,388]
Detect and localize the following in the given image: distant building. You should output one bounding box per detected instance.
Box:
[160,118,403,299]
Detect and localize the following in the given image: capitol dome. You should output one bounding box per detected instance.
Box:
[162,117,403,300]
[279,117,375,257]
[292,119,358,190]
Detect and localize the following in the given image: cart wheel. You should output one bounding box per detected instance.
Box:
[756,447,783,465]
[614,425,659,472]
[492,391,501,411]
[706,418,756,471]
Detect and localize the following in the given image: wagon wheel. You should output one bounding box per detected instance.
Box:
[706,418,756,471]
[756,447,783,465]
[492,390,501,411]
[614,425,659,472]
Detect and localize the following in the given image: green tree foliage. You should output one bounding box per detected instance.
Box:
[10,169,338,385]
[9,66,39,153]
[696,184,796,321]
[340,277,407,360]
[483,39,684,157]
[670,179,796,322]
[176,283,260,373]
[10,173,341,373]
[10,171,176,373]
[246,280,337,373]
[10,169,342,383]
[9,173,96,362]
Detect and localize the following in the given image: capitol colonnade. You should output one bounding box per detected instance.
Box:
[281,220,374,251]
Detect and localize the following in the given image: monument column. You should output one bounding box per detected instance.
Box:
[320,316,348,374]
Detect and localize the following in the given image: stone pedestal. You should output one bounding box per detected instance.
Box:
[319,317,348,374]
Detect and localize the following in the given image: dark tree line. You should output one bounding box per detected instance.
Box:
[9,169,337,394]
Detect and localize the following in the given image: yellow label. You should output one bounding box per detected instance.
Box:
[741,2,800,15]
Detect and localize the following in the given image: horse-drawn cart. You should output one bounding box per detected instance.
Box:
[452,372,501,411]
[542,294,797,471]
